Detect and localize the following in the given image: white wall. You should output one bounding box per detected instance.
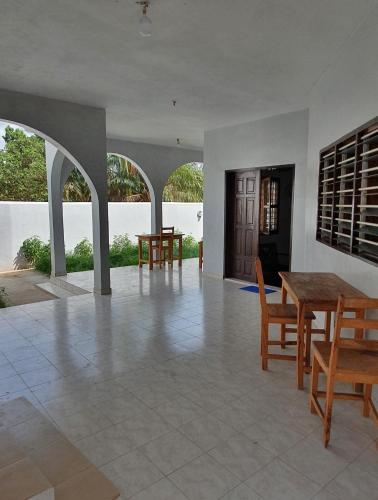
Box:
[203,110,309,277]
[0,202,203,271]
[305,5,378,297]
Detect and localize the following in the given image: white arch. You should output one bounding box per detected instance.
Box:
[0,116,110,294]
[0,90,110,294]
[1,118,98,197]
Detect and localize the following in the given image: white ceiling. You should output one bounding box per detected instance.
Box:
[0,0,376,148]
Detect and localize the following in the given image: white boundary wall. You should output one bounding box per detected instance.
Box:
[0,202,203,271]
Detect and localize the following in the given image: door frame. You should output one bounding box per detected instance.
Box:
[224,164,295,281]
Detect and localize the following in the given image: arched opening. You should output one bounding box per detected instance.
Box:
[0,118,106,303]
[0,120,94,304]
[60,166,95,274]
[162,162,204,260]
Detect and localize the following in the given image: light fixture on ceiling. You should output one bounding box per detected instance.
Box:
[136,1,152,37]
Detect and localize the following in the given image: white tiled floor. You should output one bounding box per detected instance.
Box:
[0,259,377,499]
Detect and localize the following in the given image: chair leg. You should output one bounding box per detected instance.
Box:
[305,320,312,368]
[323,373,336,447]
[310,355,320,414]
[363,384,372,418]
[261,321,268,371]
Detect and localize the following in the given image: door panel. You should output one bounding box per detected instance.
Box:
[245,229,254,257]
[227,170,260,281]
[235,228,243,255]
[246,177,255,194]
[235,198,243,224]
[246,198,254,225]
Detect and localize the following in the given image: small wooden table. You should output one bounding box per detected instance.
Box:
[279,272,367,390]
[136,233,184,270]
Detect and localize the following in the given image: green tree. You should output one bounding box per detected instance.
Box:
[63,168,92,201]
[63,155,151,202]
[163,163,203,202]
[107,155,150,201]
[0,126,47,201]
[0,127,204,203]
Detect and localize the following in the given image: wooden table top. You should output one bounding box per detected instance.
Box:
[279,272,367,307]
[136,233,184,239]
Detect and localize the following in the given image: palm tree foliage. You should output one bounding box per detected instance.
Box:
[107,155,150,202]
[163,163,203,202]
[64,158,203,203]
[63,168,92,201]
[63,155,150,202]
[0,127,203,203]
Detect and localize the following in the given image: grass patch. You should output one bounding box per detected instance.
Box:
[20,233,200,275]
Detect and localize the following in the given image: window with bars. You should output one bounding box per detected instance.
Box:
[260,176,279,235]
[316,117,378,266]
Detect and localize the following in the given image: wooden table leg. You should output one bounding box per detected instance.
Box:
[296,301,305,390]
[138,239,142,268]
[281,285,287,349]
[148,239,153,270]
[325,311,331,342]
[179,236,183,267]
[169,237,173,267]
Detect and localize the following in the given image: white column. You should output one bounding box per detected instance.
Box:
[45,143,66,277]
[91,180,111,295]
[151,184,163,233]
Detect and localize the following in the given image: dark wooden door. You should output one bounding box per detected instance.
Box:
[226,170,260,281]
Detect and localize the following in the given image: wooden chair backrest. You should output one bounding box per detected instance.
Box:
[160,226,174,237]
[331,296,378,364]
[255,257,267,315]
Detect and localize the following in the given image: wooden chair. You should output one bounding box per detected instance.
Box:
[310,295,378,447]
[158,226,174,268]
[256,257,315,370]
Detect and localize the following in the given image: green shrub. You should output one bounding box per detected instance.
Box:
[182,235,199,258]
[109,234,140,267]
[73,238,93,257]
[20,237,51,274]
[21,232,200,275]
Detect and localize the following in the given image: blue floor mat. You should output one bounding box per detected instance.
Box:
[240,285,276,294]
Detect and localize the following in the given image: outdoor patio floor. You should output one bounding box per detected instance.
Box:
[0,259,377,499]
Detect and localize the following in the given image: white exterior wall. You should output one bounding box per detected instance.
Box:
[203,110,309,278]
[305,6,378,297]
[0,202,203,271]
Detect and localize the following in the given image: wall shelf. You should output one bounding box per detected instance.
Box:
[316,116,378,266]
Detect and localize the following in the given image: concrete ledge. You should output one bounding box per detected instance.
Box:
[202,271,224,280]
[93,287,112,296]
[49,276,90,296]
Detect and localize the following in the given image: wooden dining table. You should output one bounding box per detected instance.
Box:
[279,272,367,390]
[136,233,184,270]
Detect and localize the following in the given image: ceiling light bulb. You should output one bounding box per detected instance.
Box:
[139,13,152,36]
[138,2,152,37]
